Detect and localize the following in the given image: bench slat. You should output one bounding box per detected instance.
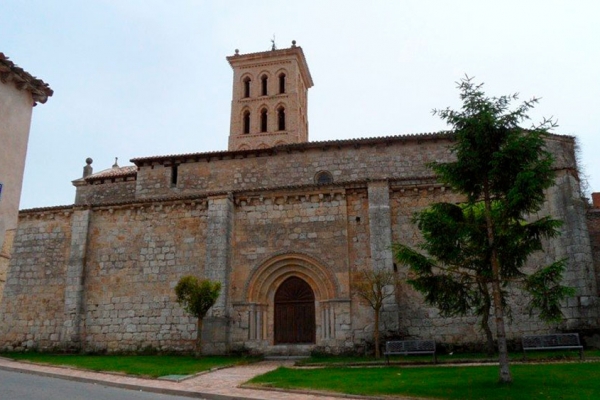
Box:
[522,334,583,361]
[384,340,436,364]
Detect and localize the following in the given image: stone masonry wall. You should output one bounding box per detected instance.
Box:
[231,190,350,299]
[0,211,72,351]
[389,186,484,344]
[202,194,234,354]
[82,202,208,353]
[389,170,598,345]
[0,229,16,304]
[134,135,573,201]
[537,171,598,328]
[75,180,136,205]
[229,188,351,350]
[136,139,454,200]
[346,189,374,345]
[367,182,399,334]
[586,210,600,296]
[61,209,91,349]
[77,134,577,208]
[1,132,592,354]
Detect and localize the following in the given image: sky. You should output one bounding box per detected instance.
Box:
[2,0,599,209]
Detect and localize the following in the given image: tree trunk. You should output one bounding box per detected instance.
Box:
[483,182,512,383]
[374,306,380,359]
[490,269,511,383]
[479,282,495,357]
[195,318,203,357]
[482,318,495,358]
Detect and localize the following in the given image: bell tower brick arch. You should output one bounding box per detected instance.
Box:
[226,41,313,151]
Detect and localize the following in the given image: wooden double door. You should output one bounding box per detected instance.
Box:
[274,277,316,344]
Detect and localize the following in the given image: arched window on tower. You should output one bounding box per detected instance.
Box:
[279,73,286,94]
[277,106,286,131]
[243,77,251,98]
[261,75,268,96]
[260,108,268,132]
[243,110,250,134]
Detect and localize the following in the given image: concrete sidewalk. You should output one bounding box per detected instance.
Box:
[0,357,372,400]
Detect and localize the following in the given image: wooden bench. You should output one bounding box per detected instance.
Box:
[384,340,436,364]
[522,333,584,360]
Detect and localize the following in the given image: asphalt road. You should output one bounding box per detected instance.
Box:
[0,369,202,400]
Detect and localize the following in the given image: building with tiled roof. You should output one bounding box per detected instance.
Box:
[0,44,598,355]
[0,53,52,302]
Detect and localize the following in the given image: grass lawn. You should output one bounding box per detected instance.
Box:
[0,353,258,378]
[299,349,600,366]
[248,362,600,400]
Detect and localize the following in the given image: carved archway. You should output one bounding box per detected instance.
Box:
[244,252,339,345]
[245,252,339,304]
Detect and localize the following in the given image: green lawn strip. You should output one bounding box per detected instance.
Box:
[1,353,257,378]
[299,350,600,366]
[248,362,600,400]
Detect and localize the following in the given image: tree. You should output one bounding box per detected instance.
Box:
[175,276,222,355]
[354,268,398,358]
[393,76,574,383]
[394,202,570,357]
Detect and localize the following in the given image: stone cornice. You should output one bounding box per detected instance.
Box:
[234,190,346,206]
[23,170,576,215]
[20,175,438,214]
[236,60,292,70]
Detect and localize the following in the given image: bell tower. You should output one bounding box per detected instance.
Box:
[227,40,313,151]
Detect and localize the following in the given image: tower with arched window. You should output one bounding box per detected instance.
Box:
[227,41,313,151]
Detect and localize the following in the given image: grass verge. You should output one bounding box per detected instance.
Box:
[248,362,600,400]
[298,349,600,366]
[0,353,259,378]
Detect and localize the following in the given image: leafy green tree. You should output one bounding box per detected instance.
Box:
[394,77,574,383]
[175,276,221,355]
[354,268,398,358]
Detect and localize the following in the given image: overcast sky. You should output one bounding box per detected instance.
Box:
[3,0,599,209]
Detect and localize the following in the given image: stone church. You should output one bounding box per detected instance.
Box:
[1,43,599,355]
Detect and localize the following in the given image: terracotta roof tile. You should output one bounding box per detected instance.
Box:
[130,131,454,165]
[19,204,75,214]
[130,130,572,167]
[85,165,137,182]
[0,53,53,105]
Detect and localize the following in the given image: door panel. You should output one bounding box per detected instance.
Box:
[274,277,315,344]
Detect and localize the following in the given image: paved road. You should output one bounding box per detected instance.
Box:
[0,357,358,400]
[0,369,202,400]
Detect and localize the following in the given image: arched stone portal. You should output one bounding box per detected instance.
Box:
[243,252,340,345]
[274,276,315,344]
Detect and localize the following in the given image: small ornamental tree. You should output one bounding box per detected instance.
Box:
[354,268,397,358]
[175,276,221,355]
[393,77,575,383]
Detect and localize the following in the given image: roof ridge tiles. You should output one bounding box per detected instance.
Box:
[129,130,570,165]
[130,131,455,164]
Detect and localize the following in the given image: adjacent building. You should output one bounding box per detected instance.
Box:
[0,53,52,302]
